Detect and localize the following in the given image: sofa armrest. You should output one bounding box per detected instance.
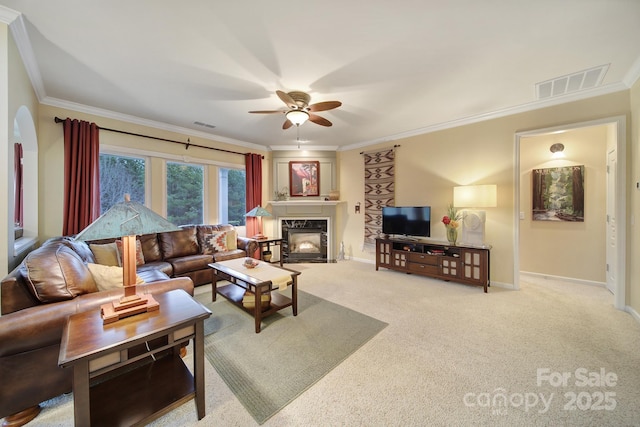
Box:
[237,236,259,256]
[0,277,194,358]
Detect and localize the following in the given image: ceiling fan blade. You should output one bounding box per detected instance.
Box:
[249,110,285,114]
[308,113,332,127]
[308,101,342,112]
[283,119,294,130]
[276,90,297,109]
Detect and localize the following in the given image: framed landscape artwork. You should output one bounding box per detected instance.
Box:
[532,165,584,222]
[289,161,320,197]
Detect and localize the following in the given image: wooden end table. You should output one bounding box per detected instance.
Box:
[257,237,284,266]
[58,289,211,427]
[209,259,300,333]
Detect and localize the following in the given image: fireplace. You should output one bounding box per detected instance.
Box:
[281,219,328,263]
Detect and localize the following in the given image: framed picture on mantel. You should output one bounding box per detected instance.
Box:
[289,161,320,197]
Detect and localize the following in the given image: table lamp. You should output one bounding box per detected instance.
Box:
[244,205,271,240]
[75,194,180,323]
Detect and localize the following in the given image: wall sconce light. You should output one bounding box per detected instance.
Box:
[550,143,565,159]
[355,202,361,214]
[453,184,497,246]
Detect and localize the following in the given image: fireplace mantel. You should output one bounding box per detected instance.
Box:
[268,200,343,262]
[268,200,343,207]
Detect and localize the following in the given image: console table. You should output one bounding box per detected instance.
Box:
[375,237,490,292]
[58,290,211,426]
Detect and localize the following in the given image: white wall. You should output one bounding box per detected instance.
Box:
[519,126,607,283]
[338,91,631,287]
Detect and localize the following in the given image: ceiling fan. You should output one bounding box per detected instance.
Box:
[249,90,342,129]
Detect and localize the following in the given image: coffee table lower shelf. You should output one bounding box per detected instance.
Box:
[90,353,194,427]
[217,283,293,315]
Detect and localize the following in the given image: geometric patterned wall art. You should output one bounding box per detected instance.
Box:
[363,148,396,246]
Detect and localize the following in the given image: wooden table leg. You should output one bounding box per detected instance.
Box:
[73,360,91,426]
[292,276,298,316]
[212,271,219,302]
[254,286,262,333]
[194,319,206,420]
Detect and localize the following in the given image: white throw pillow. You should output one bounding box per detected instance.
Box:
[87,263,145,291]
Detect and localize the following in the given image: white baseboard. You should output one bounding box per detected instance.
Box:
[489,281,515,290]
[520,271,606,288]
[626,305,640,324]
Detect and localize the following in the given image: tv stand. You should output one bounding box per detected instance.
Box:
[375,237,490,292]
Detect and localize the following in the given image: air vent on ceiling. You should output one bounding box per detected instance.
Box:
[194,121,216,129]
[535,64,609,100]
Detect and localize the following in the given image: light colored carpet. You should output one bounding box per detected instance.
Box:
[198,289,387,424]
[25,261,640,426]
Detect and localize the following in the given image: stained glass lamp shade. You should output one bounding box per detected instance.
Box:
[244,205,271,240]
[75,195,180,323]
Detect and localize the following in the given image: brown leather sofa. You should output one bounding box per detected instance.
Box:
[87,224,259,287]
[0,223,255,426]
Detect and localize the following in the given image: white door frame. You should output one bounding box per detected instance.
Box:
[513,115,626,310]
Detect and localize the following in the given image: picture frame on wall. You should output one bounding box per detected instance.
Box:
[289,161,320,197]
[532,165,585,222]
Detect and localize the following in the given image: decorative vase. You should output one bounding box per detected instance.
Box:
[446,226,458,245]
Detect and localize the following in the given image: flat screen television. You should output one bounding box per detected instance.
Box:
[382,206,431,238]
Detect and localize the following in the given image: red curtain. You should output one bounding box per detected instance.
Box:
[62,118,101,236]
[245,153,262,255]
[14,143,23,227]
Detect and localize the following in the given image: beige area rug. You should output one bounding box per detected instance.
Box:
[20,261,640,426]
[196,289,387,424]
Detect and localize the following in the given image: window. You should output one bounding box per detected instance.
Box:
[167,162,204,225]
[99,154,146,213]
[219,168,246,226]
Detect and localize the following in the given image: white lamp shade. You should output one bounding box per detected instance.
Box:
[453,185,497,208]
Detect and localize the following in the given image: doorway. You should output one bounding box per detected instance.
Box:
[514,116,626,310]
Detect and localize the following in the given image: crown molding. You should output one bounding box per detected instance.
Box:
[339,82,629,152]
[0,5,19,24]
[41,96,268,152]
[269,144,339,151]
[623,55,640,88]
[5,12,47,102]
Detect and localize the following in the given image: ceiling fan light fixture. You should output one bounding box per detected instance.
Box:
[286,110,309,126]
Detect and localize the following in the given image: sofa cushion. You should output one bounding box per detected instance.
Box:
[139,233,162,263]
[159,227,199,259]
[137,261,173,277]
[226,228,238,250]
[86,263,145,291]
[115,239,145,266]
[202,231,228,254]
[213,249,247,262]
[197,224,231,247]
[89,242,120,266]
[21,245,98,303]
[44,236,96,264]
[136,268,171,283]
[167,254,213,275]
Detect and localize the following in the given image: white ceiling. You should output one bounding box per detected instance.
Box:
[2,1,640,151]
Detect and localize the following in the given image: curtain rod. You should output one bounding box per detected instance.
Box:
[360,144,400,155]
[54,117,263,158]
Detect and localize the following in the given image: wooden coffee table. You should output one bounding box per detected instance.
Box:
[58,289,211,427]
[209,258,300,333]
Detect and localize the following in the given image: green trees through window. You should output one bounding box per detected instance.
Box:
[99,154,145,214]
[100,153,244,227]
[220,168,246,226]
[167,162,204,225]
